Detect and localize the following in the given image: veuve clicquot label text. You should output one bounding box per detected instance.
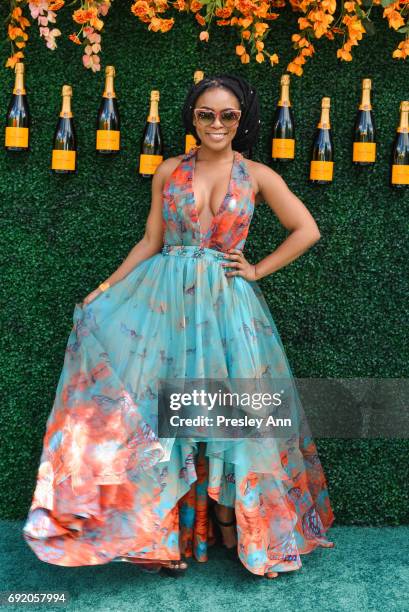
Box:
[51,84,77,173]
[96,65,120,153]
[139,90,163,177]
[272,74,295,161]
[5,62,30,150]
[390,101,409,187]
[310,97,334,183]
[353,78,376,164]
[139,153,163,174]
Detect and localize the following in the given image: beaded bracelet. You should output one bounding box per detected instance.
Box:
[99,281,110,292]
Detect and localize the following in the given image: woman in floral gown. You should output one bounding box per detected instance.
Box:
[23,74,335,579]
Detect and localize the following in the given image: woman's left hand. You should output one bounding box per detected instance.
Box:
[222,248,258,281]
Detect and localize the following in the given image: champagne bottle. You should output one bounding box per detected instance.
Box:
[309,97,334,183]
[185,70,204,153]
[5,62,30,151]
[139,90,163,178]
[390,100,409,188]
[271,74,295,162]
[352,78,376,165]
[51,85,77,174]
[96,65,120,155]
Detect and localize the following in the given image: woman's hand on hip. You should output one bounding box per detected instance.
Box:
[222,248,258,281]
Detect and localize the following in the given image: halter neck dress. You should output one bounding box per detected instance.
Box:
[22,146,335,576]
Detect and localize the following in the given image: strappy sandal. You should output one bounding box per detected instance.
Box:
[208,502,238,559]
[160,560,188,578]
[139,560,188,577]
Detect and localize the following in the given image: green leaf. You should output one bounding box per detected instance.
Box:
[381,0,396,6]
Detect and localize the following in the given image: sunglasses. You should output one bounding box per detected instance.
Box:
[193,108,242,128]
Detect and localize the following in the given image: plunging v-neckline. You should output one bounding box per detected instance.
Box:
[190,148,237,238]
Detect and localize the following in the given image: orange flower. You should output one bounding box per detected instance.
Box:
[199,30,209,41]
[236,44,246,55]
[270,52,279,64]
[242,29,251,39]
[383,7,405,30]
[131,1,151,17]
[73,8,98,25]
[256,52,264,62]
[69,33,82,44]
[11,7,22,20]
[159,18,174,31]
[238,17,253,28]
[337,47,352,61]
[195,13,205,25]
[215,7,232,17]
[240,52,250,63]
[49,0,65,10]
[255,40,264,50]
[5,51,24,69]
[287,60,303,76]
[190,0,203,12]
[216,19,231,25]
[298,17,312,29]
[254,21,268,37]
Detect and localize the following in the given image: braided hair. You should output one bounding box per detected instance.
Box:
[181,73,261,153]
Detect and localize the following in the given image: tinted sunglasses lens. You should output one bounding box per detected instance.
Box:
[196,110,216,126]
[221,111,240,127]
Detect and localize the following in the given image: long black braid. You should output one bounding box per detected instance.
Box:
[181,73,261,153]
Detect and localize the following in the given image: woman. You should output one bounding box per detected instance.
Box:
[23,74,335,580]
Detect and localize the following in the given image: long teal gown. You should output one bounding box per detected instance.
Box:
[22,146,335,575]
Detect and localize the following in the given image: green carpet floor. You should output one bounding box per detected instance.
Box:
[1,522,407,611]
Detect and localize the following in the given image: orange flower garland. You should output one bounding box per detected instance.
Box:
[5,0,409,73]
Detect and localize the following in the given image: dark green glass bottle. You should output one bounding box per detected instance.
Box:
[139,90,164,179]
[352,78,376,166]
[51,85,77,174]
[272,74,295,162]
[96,65,120,156]
[310,97,334,184]
[5,62,30,152]
[390,100,409,188]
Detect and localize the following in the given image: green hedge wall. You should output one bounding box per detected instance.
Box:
[1,0,408,524]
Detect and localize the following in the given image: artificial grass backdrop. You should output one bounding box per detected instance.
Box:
[1,0,407,523]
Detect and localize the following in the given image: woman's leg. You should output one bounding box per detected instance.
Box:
[213,503,237,548]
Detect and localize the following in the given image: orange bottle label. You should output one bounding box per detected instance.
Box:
[139,153,163,174]
[353,142,376,162]
[391,164,409,184]
[272,138,295,158]
[310,160,334,181]
[96,129,120,150]
[5,126,29,148]
[51,149,76,170]
[185,133,197,154]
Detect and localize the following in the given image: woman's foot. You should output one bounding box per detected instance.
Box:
[139,560,188,575]
[212,503,237,549]
[265,570,279,579]
[162,560,188,570]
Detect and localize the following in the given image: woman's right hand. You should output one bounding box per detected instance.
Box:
[81,287,102,308]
